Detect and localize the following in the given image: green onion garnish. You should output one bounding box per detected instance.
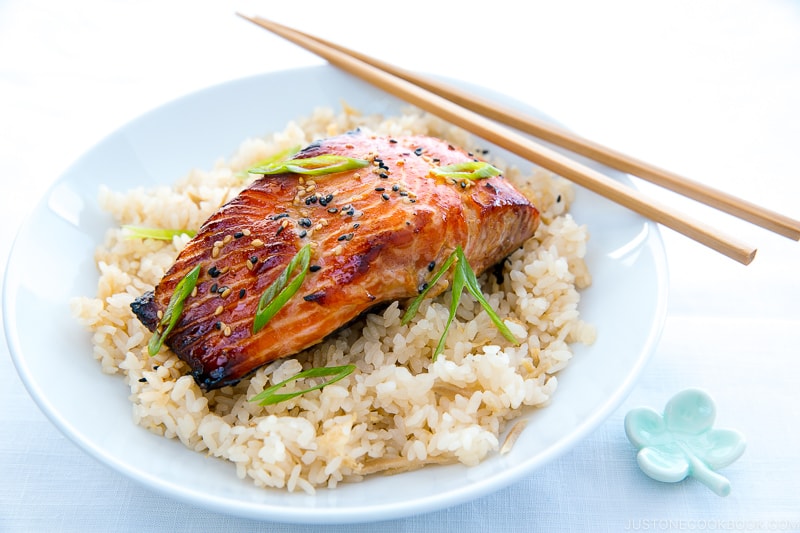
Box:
[147,264,201,356]
[251,145,302,169]
[252,244,311,333]
[122,225,196,240]
[402,246,519,360]
[454,247,519,345]
[236,145,302,180]
[249,155,369,177]
[401,252,457,330]
[431,161,502,181]
[249,364,356,406]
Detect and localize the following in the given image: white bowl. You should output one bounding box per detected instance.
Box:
[4,65,668,524]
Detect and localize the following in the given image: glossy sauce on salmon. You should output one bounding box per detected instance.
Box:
[131,131,539,389]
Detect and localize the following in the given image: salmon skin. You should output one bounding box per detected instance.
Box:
[131,130,540,390]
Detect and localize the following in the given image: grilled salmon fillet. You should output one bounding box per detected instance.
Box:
[131,131,539,389]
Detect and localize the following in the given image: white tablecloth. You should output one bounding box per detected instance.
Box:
[2,1,799,531]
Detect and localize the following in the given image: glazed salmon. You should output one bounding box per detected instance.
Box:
[131,131,539,389]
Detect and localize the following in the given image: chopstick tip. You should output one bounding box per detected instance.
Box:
[235,12,256,22]
[742,248,757,266]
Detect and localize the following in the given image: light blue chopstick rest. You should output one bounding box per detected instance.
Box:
[624,389,746,496]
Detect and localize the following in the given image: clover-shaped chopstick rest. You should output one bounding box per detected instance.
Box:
[624,389,746,496]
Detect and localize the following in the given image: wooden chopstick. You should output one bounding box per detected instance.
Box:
[238,13,761,265]
[254,20,800,243]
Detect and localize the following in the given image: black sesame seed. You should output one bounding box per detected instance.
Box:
[305,195,318,205]
[276,225,285,235]
[210,283,218,293]
[299,218,312,228]
[428,261,436,272]
[347,209,355,216]
[381,193,390,201]
[303,291,326,302]
[414,147,423,156]
[409,198,416,203]
[234,231,244,239]
[250,256,258,264]
[309,265,322,272]
[460,181,467,189]
[389,138,398,143]
[299,230,307,238]
[353,223,360,229]
[239,289,246,299]
[399,191,408,197]
[338,233,354,241]
[556,194,562,203]
[270,213,290,220]
[392,184,400,191]
[379,172,388,179]
[208,266,221,278]
[328,207,339,214]
[375,187,385,192]
[418,282,428,293]
[138,377,147,382]
[214,322,222,330]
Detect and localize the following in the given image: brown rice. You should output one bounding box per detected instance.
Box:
[71,106,596,493]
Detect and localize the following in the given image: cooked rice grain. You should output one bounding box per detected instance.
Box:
[72,107,596,493]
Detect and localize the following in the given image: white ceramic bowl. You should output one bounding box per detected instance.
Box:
[4,65,668,524]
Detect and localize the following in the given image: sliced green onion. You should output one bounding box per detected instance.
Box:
[122,225,196,240]
[402,246,519,360]
[148,264,201,356]
[401,252,457,326]
[454,246,519,345]
[249,155,369,177]
[261,144,302,165]
[431,161,502,181]
[249,364,356,406]
[251,145,303,170]
[252,244,311,333]
[435,252,466,359]
[236,145,302,180]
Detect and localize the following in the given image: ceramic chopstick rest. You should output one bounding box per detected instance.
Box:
[624,389,746,496]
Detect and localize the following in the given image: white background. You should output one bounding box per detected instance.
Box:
[1,1,799,531]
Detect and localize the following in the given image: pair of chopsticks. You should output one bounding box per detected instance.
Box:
[238,14,800,265]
